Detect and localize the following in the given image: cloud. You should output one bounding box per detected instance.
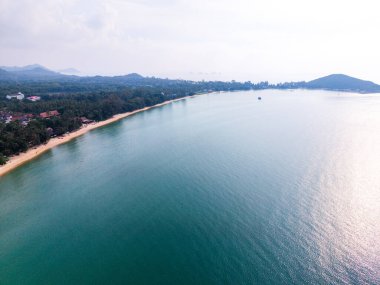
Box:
[0,0,379,82]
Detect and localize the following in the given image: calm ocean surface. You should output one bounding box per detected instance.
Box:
[0,90,379,285]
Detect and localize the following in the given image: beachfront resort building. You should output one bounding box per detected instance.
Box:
[6,92,25,100]
[26,96,41,102]
[40,110,60,119]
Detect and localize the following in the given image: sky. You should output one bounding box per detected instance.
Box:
[0,0,379,82]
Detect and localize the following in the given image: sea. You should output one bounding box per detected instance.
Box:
[0,90,379,284]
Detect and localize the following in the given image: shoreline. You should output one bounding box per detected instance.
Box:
[0,95,196,178]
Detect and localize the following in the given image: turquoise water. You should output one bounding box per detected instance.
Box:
[0,90,379,284]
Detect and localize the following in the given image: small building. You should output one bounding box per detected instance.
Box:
[27,96,41,102]
[10,113,33,123]
[0,114,12,124]
[80,117,94,124]
[0,111,12,123]
[6,92,25,100]
[10,115,23,122]
[46,127,54,137]
[40,110,60,119]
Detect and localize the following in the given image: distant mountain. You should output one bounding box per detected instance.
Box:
[58,68,81,75]
[305,74,380,93]
[0,64,72,81]
[0,68,10,76]
[0,65,379,94]
[0,64,54,72]
[79,73,146,85]
[0,65,146,82]
[0,68,17,80]
[12,67,60,77]
[123,73,144,79]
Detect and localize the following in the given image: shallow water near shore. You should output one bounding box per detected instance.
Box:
[0,90,379,284]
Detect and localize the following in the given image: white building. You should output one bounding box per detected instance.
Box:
[6,92,25,100]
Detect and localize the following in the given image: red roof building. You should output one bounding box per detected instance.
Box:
[40,110,60,119]
[27,96,41,102]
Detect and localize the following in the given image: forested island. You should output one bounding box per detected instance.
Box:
[1,66,380,165]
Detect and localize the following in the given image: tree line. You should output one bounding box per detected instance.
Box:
[0,75,288,165]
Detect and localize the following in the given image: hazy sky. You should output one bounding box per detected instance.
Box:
[1,0,379,82]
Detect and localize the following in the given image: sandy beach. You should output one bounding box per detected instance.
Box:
[0,96,193,177]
